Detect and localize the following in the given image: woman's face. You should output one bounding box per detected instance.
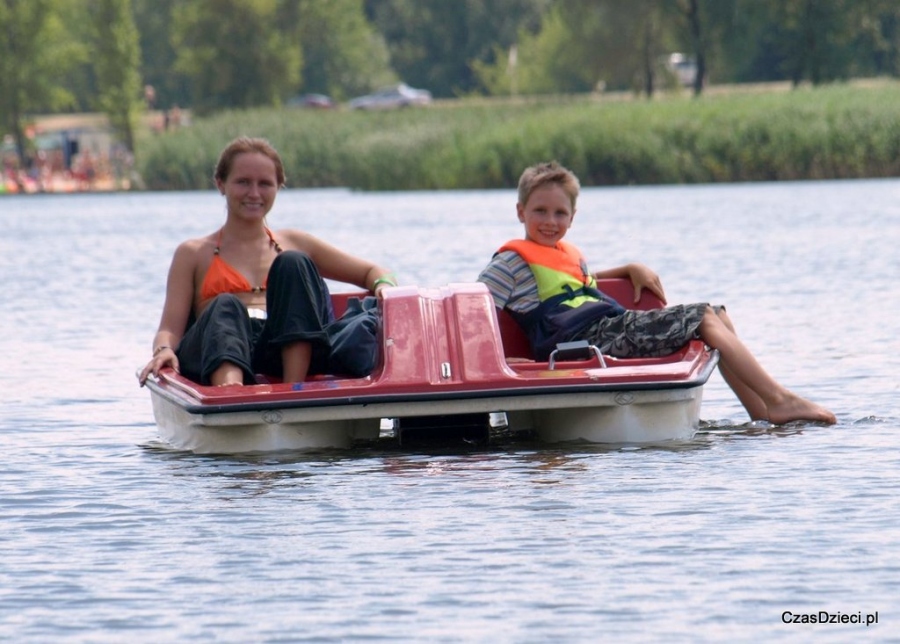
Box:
[517,182,575,247]
[217,152,279,221]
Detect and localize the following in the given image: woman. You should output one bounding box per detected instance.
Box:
[139,136,396,387]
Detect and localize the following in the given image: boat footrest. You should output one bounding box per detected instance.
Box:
[548,340,607,369]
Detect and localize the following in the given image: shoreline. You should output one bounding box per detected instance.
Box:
[1,170,126,195]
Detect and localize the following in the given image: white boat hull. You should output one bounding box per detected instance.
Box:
[526,387,703,443]
[148,381,705,454]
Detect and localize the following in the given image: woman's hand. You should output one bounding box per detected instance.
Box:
[371,273,398,299]
[627,263,667,305]
[138,347,179,386]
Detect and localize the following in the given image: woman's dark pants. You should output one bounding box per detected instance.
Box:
[176,251,341,385]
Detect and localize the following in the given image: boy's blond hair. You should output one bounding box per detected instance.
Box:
[517,161,581,209]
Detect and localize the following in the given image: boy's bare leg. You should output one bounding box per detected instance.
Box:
[699,309,836,425]
[282,341,312,383]
[718,363,768,421]
[712,309,767,420]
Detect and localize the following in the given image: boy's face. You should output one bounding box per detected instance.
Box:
[517,183,575,247]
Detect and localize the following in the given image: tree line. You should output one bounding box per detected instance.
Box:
[2,0,899,167]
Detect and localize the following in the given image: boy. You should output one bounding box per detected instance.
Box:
[477,161,835,425]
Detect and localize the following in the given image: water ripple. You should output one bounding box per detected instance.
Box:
[2,183,899,642]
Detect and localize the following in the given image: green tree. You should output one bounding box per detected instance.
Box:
[668,0,745,96]
[777,0,857,85]
[677,0,742,87]
[718,0,884,85]
[366,0,550,97]
[89,0,142,152]
[283,0,394,100]
[873,2,900,75]
[474,4,599,95]
[171,0,302,114]
[559,0,688,96]
[0,0,84,167]
[676,0,708,95]
[476,1,684,97]
[133,0,191,111]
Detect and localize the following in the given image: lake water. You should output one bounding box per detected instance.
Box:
[1,179,898,642]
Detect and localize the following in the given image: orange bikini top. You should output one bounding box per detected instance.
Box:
[199,228,282,302]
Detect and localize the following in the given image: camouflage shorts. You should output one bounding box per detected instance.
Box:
[580,303,723,358]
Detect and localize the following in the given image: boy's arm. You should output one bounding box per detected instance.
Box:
[592,262,667,305]
[477,253,518,310]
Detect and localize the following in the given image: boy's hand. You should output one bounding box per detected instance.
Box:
[627,263,667,305]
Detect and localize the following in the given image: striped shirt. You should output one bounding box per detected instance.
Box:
[477,250,541,313]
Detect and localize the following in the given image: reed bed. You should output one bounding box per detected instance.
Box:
[137,82,900,191]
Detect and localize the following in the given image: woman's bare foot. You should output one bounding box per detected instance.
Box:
[767,392,836,425]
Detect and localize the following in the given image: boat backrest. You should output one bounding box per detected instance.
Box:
[331,290,370,318]
[378,283,514,385]
[497,310,532,359]
[329,281,666,364]
[497,278,666,361]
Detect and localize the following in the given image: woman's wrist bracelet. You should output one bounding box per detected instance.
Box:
[153,345,172,356]
[372,275,397,289]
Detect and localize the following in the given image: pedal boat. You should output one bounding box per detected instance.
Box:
[142,279,719,454]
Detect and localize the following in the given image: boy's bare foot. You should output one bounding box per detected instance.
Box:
[767,393,836,425]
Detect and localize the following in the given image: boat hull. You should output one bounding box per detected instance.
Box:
[143,282,719,454]
[526,387,704,443]
[149,390,381,453]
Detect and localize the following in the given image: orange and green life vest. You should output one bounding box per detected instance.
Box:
[497,239,625,359]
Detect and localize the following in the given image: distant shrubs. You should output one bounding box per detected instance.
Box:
[136,83,900,191]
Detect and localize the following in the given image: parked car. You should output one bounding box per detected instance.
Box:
[347,83,432,110]
[287,93,336,109]
[664,53,698,87]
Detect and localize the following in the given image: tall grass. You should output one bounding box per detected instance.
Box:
[137,82,900,191]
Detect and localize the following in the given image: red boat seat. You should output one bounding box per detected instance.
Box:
[331,291,370,317]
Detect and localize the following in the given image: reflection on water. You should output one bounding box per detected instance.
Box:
[2,180,899,642]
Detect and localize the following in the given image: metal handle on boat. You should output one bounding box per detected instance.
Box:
[548,340,608,370]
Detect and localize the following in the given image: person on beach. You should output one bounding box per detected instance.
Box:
[477,161,836,425]
[139,136,396,387]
